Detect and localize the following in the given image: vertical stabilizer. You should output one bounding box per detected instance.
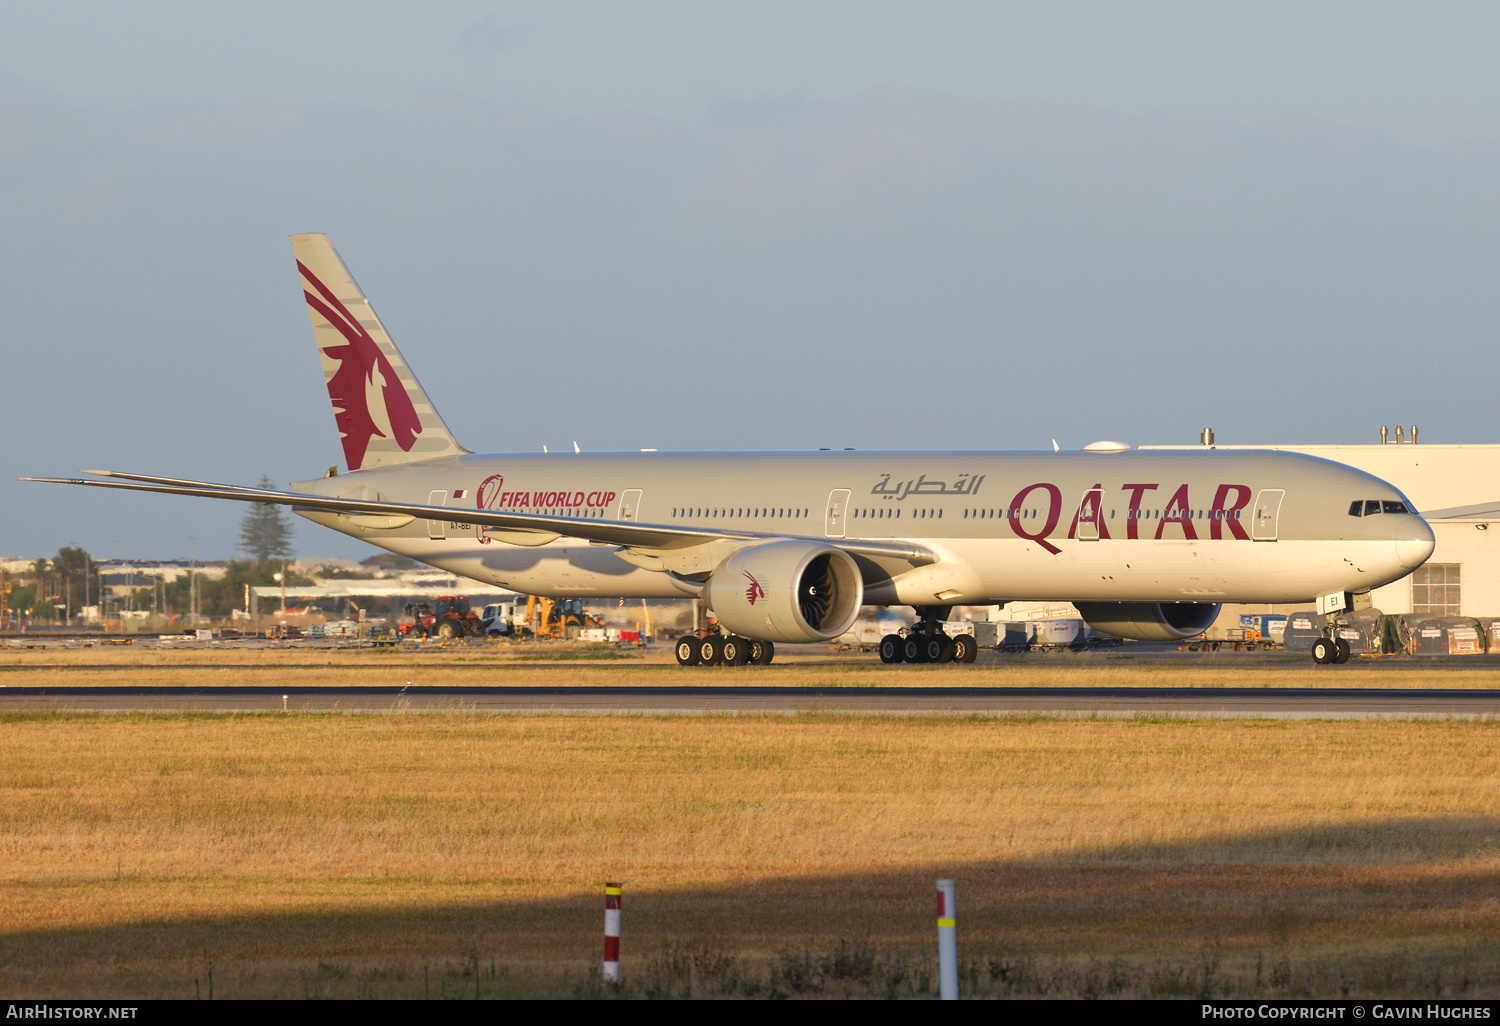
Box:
[292,233,468,471]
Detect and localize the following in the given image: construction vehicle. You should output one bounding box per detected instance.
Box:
[524,595,602,640]
[398,596,482,639]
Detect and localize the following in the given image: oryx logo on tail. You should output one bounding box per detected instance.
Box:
[299,260,423,471]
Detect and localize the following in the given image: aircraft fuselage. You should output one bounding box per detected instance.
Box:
[292,447,1433,607]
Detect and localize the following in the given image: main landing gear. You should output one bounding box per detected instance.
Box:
[675,629,775,667]
[879,605,979,665]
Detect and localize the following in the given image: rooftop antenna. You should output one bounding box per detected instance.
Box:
[1395,425,1404,444]
[1380,426,1388,445]
[1411,425,1418,445]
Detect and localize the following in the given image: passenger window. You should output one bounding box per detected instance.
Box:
[1383,500,1408,514]
[1365,500,1381,516]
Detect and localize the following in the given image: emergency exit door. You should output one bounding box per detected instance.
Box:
[427,490,448,539]
[1252,488,1285,541]
[825,488,851,538]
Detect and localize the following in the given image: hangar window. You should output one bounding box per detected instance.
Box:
[1412,563,1461,616]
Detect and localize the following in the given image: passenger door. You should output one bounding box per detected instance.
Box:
[1252,488,1285,541]
[1077,488,1103,541]
[427,489,448,540]
[618,489,643,521]
[825,488,851,538]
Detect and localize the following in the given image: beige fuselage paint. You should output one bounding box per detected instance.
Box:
[291,448,1433,606]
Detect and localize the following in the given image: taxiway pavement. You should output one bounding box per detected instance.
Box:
[2,685,1498,718]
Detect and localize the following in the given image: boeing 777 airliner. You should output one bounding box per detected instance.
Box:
[27,235,1434,667]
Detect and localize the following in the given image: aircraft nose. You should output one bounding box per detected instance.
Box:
[1395,517,1436,570]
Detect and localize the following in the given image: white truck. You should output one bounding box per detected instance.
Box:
[481,602,525,637]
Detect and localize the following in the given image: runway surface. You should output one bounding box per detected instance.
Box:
[3,685,1499,717]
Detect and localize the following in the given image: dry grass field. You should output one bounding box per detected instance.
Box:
[5,642,1500,689]
[2,709,1498,998]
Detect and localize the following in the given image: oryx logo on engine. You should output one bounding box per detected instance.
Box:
[743,571,766,606]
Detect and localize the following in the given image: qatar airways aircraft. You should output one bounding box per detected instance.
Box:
[27,235,1434,667]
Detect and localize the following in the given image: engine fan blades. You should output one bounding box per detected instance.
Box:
[799,555,835,628]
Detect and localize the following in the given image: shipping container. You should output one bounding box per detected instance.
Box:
[1032,619,1083,648]
[1410,617,1483,655]
[1281,612,1322,652]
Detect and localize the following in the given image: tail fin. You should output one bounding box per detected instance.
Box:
[292,233,468,471]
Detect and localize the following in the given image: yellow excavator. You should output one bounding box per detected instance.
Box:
[524,596,602,640]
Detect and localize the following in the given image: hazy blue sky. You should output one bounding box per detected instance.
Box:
[4,2,1499,560]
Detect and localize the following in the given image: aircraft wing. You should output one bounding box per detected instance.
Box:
[23,471,937,567]
[1418,501,1500,521]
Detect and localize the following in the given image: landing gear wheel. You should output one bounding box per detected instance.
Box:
[902,636,926,663]
[721,636,751,666]
[1333,638,1351,664]
[1311,637,1335,664]
[675,636,701,666]
[879,634,905,664]
[697,635,725,666]
[436,621,459,641]
[749,640,775,665]
[951,634,977,664]
[923,634,953,664]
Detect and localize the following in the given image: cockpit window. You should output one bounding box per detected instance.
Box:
[1351,499,1413,517]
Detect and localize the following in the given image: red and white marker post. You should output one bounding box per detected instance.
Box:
[603,883,622,982]
[936,878,957,1000]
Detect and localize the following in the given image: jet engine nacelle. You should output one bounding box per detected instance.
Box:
[1074,601,1222,642]
[706,540,863,644]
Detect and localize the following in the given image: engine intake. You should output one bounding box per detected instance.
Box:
[706,541,863,644]
[1074,601,1221,642]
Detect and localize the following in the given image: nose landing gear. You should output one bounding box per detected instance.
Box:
[1312,611,1353,664]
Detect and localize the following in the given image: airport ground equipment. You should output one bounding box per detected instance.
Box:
[480,601,520,636]
[399,596,481,639]
[1412,616,1485,655]
[523,595,601,640]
